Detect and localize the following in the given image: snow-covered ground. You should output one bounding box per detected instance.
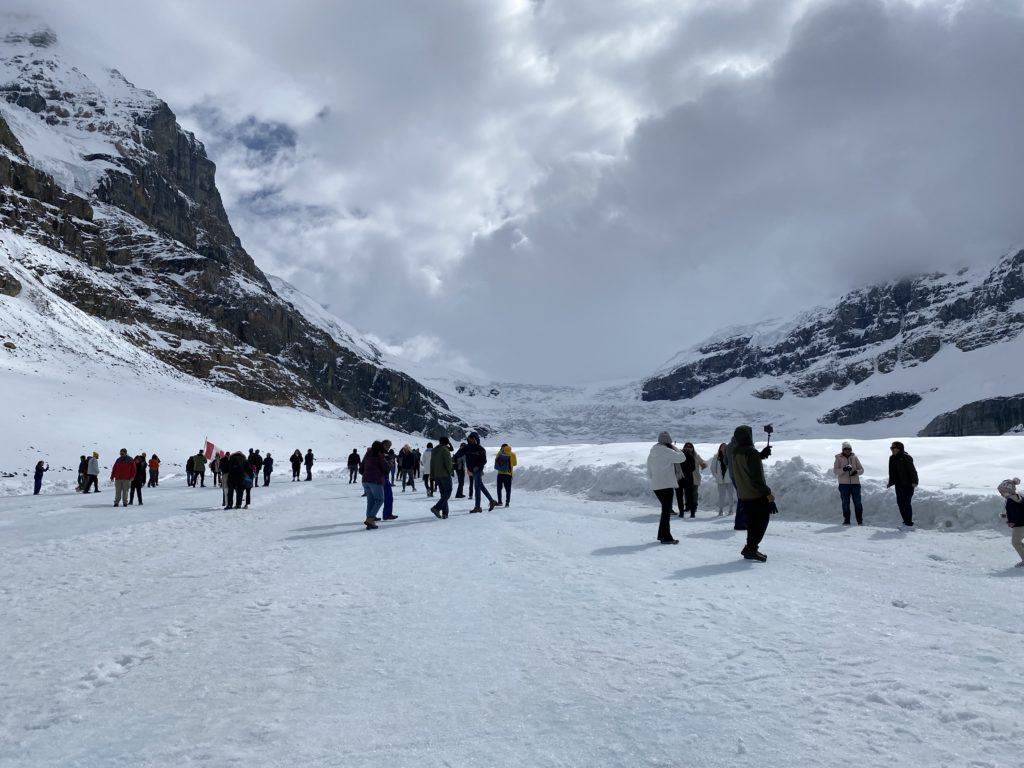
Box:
[2,473,1021,767]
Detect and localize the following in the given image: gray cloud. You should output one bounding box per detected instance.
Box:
[11,0,1024,383]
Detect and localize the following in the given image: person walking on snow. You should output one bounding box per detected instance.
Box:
[290,450,302,481]
[455,433,498,512]
[710,443,735,516]
[129,453,146,505]
[347,449,361,484]
[252,450,264,487]
[84,452,100,493]
[413,448,422,479]
[210,452,221,487]
[110,448,136,507]
[454,444,467,498]
[360,442,389,529]
[495,444,517,507]
[193,451,207,487]
[186,454,196,487]
[646,431,687,544]
[887,441,918,527]
[304,449,315,481]
[263,453,274,486]
[399,445,417,491]
[429,437,455,519]
[33,460,49,495]
[224,451,248,510]
[998,478,1024,567]
[148,454,160,487]
[834,441,865,525]
[76,455,88,492]
[381,440,397,520]
[677,442,706,518]
[422,443,434,497]
[729,425,775,562]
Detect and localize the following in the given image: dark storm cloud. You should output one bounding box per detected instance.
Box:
[11,0,1024,383]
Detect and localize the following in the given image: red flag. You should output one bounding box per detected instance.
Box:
[204,440,217,460]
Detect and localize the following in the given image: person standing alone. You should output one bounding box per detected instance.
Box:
[834,442,865,525]
[290,450,302,481]
[263,453,274,486]
[347,449,361,484]
[495,444,517,507]
[998,478,1024,568]
[304,449,315,481]
[729,426,774,562]
[887,441,918,527]
[33,460,49,495]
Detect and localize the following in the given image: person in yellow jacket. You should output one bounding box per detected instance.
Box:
[494,444,518,507]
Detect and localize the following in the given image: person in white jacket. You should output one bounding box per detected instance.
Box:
[647,431,687,544]
[710,442,735,516]
[833,441,865,525]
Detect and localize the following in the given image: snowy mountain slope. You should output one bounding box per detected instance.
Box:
[0,18,467,436]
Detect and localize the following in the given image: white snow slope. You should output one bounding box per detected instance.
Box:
[2,471,1021,767]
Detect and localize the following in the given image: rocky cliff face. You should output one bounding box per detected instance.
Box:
[919,396,1024,437]
[0,24,467,436]
[642,249,1024,430]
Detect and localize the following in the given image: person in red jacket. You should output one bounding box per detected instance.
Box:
[110,448,136,507]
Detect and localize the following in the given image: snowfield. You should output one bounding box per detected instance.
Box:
[2,473,1021,767]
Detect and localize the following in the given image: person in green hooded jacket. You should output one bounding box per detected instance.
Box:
[727,425,774,562]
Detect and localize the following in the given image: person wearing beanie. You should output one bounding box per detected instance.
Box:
[886,441,918,527]
[834,441,865,525]
[998,478,1024,567]
[646,431,687,544]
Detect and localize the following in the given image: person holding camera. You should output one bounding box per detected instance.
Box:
[728,425,774,562]
[886,441,918,527]
[833,441,865,525]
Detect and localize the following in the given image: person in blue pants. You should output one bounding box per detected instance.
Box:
[381,439,397,520]
[454,433,498,513]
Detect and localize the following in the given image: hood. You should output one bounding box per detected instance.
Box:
[501,445,512,454]
[731,425,754,448]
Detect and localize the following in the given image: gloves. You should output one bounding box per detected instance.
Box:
[849,470,858,477]
[768,501,779,515]
[843,464,853,473]
[759,446,772,459]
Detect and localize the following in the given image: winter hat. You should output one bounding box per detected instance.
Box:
[841,442,852,450]
[997,478,1021,499]
[658,431,672,445]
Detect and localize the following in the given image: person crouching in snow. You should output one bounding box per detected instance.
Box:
[998,478,1024,568]
[834,441,865,525]
[647,431,687,544]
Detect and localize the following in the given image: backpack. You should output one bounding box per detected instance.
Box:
[495,453,511,473]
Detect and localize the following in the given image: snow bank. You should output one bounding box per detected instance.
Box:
[513,437,1022,531]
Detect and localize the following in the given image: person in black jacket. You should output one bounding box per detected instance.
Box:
[347,449,361,483]
[76,455,88,492]
[252,450,264,487]
[262,453,274,486]
[290,449,302,481]
[886,441,919,527]
[186,455,196,487]
[998,478,1024,567]
[453,433,498,512]
[33,460,49,495]
[129,453,146,505]
[304,449,314,481]
[225,451,248,509]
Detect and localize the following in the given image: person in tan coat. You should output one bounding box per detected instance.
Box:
[833,441,865,525]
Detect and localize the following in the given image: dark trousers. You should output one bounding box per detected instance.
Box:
[33,476,42,495]
[895,484,914,525]
[349,467,358,483]
[305,465,312,481]
[433,477,453,517]
[402,470,416,491]
[734,499,747,530]
[676,482,698,516]
[263,469,271,486]
[839,484,863,523]
[654,488,675,542]
[424,473,433,494]
[742,498,771,553]
[455,469,465,496]
[253,471,260,487]
[292,465,301,480]
[226,485,243,508]
[84,475,99,493]
[129,484,143,504]
[196,470,205,487]
[148,469,158,487]
[496,474,512,504]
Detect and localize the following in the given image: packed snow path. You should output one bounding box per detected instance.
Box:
[1,479,1020,767]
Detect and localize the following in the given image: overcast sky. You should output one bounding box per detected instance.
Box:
[18,0,1024,383]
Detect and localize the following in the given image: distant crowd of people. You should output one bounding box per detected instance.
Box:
[353,432,516,528]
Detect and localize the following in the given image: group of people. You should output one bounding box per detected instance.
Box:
[354,433,517,529]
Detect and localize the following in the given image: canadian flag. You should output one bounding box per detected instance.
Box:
[204,440,217,460]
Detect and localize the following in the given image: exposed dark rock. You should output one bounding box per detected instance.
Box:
[0,264,20,296]
[643,251,1024,402]
[918,395,1024,436]
[818,392,922,426]
[752,387,785,400]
